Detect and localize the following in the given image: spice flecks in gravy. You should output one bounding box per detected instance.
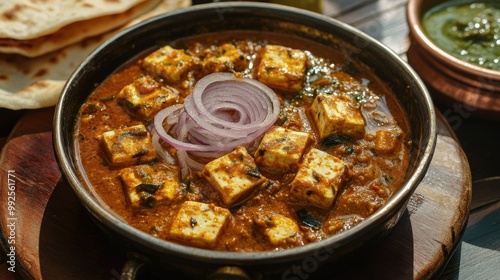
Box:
[75,31,411,251]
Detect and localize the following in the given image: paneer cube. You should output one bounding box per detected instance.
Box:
[169,201,231,248]
[254,213,300,246]
[254,126,312,172]
[310,94,365,140]
[143,45,200,84]
[117,75,179,120]
[119,164,180,208]
[374,128,402,154]
[201,43,248,73]
[201,146,266,206]
[255,45,307,91]
[290,148,346,209]
[319,71,367,94]
[101,124,157,165]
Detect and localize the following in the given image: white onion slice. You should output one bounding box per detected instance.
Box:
[153,72,281,175]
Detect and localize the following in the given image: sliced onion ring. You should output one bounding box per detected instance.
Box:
[153,72,280,175]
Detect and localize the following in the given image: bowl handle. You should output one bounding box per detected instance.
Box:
[209,266,254,280]
[120,252,257,279]
[120,252,149,280]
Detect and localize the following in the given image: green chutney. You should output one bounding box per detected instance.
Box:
[422,0,500,71]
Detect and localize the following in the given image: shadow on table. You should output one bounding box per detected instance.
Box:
[334,211,415,280]
[39,179,125,280]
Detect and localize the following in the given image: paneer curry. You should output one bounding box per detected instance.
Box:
[75,31,411,251]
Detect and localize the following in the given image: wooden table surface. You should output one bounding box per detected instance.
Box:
[1,0,499,279]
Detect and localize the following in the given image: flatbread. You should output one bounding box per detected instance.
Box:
[0,0,161,57]
[0,0,145,40]
[0,0,191,110]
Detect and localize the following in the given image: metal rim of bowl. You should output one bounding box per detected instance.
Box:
[53,1,437,266]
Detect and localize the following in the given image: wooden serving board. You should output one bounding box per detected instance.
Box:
[0,107,471,280]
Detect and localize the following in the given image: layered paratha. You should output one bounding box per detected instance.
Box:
[0,0,161,57]
[0,0,145,40]
[0,0,191,110]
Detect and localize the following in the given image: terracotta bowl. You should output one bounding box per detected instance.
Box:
[53,2,437,279]
[406,0,500,120]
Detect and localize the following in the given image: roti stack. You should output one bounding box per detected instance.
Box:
[0,0,191,110]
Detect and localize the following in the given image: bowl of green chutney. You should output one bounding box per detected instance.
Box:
[407,0,500,120]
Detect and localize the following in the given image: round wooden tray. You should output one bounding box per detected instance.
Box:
[0,107,471,279]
